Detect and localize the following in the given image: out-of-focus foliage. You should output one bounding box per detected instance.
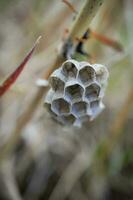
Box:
[0,0,133,200]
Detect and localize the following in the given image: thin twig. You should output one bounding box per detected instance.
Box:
[62,0,77,14]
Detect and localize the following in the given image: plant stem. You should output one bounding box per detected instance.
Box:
[68,0,104,41]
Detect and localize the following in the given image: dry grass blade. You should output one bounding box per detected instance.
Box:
[0,36,41,97]
[62,0,77,14]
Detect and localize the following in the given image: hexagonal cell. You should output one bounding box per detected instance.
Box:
[44,102,51,112]
[73,115,91,127]
[65,83,84,103]
[72,101,87,117]
[80,115,91,123]
[90,100,99,110]
[90,100,104,120]
[44,88,54,101]
[49,68,65,92]
[93,64,109,85]
[51,98,70,115]
[73,119,82,127]
[78,65,95,85]
[62,114,76,125]
[49,76,65,92]
[51,115,64,125]
[62,60,79,78]
[44,102,59,119]
[44,89,54,110]
[85,83,100,102]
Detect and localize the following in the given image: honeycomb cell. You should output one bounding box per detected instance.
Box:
[85,83,100,102]
[49,68,65,92]
[73,119,82,127]
[90,100,99,110]
[93,64,109,84]
[44,89,53,107]
[52,115,64,124]
[78,65,95,85]
[44,88,54,101]
[73,114,91,127]
[44,102,51,113]
[90,100,104,119]
[51,98,70,115]
[49,76,65,92]
[44,90,57,116]
[80,115,91,122]
[44,101,58,119]
[62,114,76,125]
[62,60,79,78]
[65,83,84,103]
[72,101,87,117]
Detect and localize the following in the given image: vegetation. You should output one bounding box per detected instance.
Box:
[0,0,133,199]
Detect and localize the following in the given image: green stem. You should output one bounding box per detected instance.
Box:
[69,0,104,40]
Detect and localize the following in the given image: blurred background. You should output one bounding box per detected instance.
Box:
[0,0,133,200]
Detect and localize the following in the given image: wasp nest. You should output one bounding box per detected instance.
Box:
[44,59,109,127]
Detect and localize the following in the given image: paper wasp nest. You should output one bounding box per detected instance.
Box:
[44,59,109,127]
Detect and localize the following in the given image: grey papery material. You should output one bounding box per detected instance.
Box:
[44,59,109,127]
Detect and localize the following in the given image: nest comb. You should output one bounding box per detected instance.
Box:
[44,59,109,127]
